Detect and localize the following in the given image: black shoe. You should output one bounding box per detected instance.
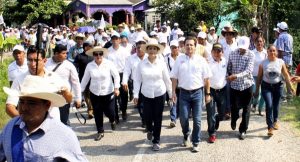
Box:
[147,132,153,140]
[239,132,246,140]
[215,118,220,130]
[94,133,104,141]
[115,117,120,124]
[111,122,116,130]
[122,112,127,121]
[231,120,236,130]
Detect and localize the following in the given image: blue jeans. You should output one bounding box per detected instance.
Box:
[225,83,231,114]
[170,88,180,122]
[261,81,283,129]
[206,87,226,136]
[252,76,265,111]
[179,88,203,145]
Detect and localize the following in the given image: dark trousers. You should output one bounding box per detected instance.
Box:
[59,104,71,125]
[230,86,253,133]
[143,94,166,144]
[128,78,134,100]
[90,92,115,133]
[137,91,144,123]
[206,87,226,135]
[115,73,128,119]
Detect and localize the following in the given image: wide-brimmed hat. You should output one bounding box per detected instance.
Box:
[141,39,164,54]
[74,33,85,40]
[136,24,143,29]
[3,75,66,107]
[221,27,238,37]
[86,46,108,57]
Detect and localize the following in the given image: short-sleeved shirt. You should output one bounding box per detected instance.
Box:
[8,60,28,82]
[276,31,293,65]
[252,49,267,76]
[208,56,227,89]
[262,58,285,84]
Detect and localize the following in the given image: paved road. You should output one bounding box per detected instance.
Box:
[69,102,300,162]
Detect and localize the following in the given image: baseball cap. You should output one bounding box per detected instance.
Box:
[174,23,179,26]
[197,32,207,39]
[13,45,25,52]
[277,22,288,30]
[111,32,120,38]
[237,36,250,50]
[170,40,179,47]
[212,43,223,51]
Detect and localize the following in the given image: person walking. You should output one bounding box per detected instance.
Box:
[133,39,172,151]
[254,44,295,137]
[81,46,120,141]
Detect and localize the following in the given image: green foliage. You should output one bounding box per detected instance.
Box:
[281,97,300,131]
[1,36,22,51]
[3,0,67,25]
[0,58,12,129]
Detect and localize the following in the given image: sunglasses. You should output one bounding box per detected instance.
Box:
[93,51,104,56]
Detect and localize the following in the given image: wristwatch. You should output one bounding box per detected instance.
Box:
[205,93,210,95]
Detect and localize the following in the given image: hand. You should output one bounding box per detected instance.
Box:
[253,90,259,98]
[291,76,300,83]
[74,100,81,109]
[168,99,174,108]
[205,94,211,104]
[133,98,138,105]
[122,84,128,92]
[227,75,237,82]
[114,89,120,96]
[171,92,177,103]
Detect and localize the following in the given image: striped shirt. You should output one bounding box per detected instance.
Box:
[227,49,255,91]
[276,31,293,65]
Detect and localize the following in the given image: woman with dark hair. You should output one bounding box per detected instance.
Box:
[254,44,295,137]
[45,44,82,125]
[81,46,120,141]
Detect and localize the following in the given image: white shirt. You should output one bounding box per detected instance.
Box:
[252,49,267,76]
[122,53,148,84]
[45,58,82,101]
[107,45,130,73]
[81,59,120,96]
[221,41,238,61]
[207,33,218,44]
[164,53,183,73]
[8,60,28,81]
[94,32,103,45]
[86,35,95,45]
[67,39,76,52]
[208,56,227,89]
[170,54,212,90]
[6,69,68,120]
[133,31,149,42]
[134,58,172,99]
[121,43,133,54]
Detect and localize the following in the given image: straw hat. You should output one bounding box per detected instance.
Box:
[3,75,66,107]
[74,33,85,41]
[86,46,108,57]
[221,27,238,37]
[141,39,164,54]
[136,24,143,30]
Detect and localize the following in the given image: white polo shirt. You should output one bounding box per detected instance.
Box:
[8,60,28,82]
[208,56,227,90]
[170,54,212,90]
[134,58,172,99]
[81,59,120,96]
[122,53,148,84]
[45,58,82,102]
[107,46,130,73]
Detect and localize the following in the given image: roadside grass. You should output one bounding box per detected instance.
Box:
[281,97,300,132]
[0,58,13,129]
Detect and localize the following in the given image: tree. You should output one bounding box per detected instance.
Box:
[3,0,67,26]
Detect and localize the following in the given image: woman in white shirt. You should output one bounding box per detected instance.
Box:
[81,47,120,141]
[252,36,267,116]
[133,39,172,151]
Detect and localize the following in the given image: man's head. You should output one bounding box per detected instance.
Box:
[184,36,197,55]
[83,41,94,52]
[12,45,26,64]
[135,40,146,57]
[209,27,215,34]
[251,27,262,39]
[53,44,67,62]
[237,36,250,54]
[27,46,46,75]
[277,21,288,32]
[211,43,223,61]
[120,35,129,47]
[170,40,179,55]
[111,33,121,47]
[75,33,85,46]
[197,32,207,45]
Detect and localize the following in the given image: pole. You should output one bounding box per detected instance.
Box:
[35,24,43,75]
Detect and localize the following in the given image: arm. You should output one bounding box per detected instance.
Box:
[69,64,82,106]
[80,64,91,93]
[254,64,263,97]
[133,63,142,104]
[162,63,172,98]
[122,57,131,91]
[5,104,19,118]
[110,63,120,96]
[282,64,295,95]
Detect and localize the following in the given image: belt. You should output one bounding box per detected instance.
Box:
[211,87,226,92]
[180,87,202,93]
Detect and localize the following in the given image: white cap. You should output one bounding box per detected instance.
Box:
[130,26,135,30]
[13,45,25,52]
[97,26,104,30]
[197,32,207,39]
[150,31,158,36]
[159,36,168,44]
[170,40,179,47]
[273,28,279,33]
[178,37,185,42]
[174,23,179,26]
[111,32,120,38]
[277,21,288,30]
[210,26,215,30]
[237,36,250,50]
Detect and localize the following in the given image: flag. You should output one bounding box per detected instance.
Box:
[100,15,106,29]
[0,14,4,25]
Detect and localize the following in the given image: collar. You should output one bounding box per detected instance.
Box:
[15,114,52,136]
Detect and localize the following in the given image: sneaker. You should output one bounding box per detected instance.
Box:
[258,110,265,116]
[182,138,189,147]
[231,120,236,130]
[215,118,220,130]
[191,144,199,152]
[239,132,246,140]
[170,121,176,128]
[94,133,104,141]
[111,122,116,130]
[208,135,216,143]
[273,122,279,130]
[152,143,160,151]
[147,132,153,140]
[267,128,274,137]
[122,112,127,121]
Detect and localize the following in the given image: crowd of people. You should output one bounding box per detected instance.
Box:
[0,19,299,160]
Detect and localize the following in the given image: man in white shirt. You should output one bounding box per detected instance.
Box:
[207,27,218,44]
[170,37,212,152]
[122,39,147,127]
[206,43,227,143]
[120,35,133,54]
[45,44,82,125]
[133,24,149,43]
[197,32,213,54]
[8,45,28,86]
[94,26,104,46]
[107,33,131,122]
[170,23,181,41]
